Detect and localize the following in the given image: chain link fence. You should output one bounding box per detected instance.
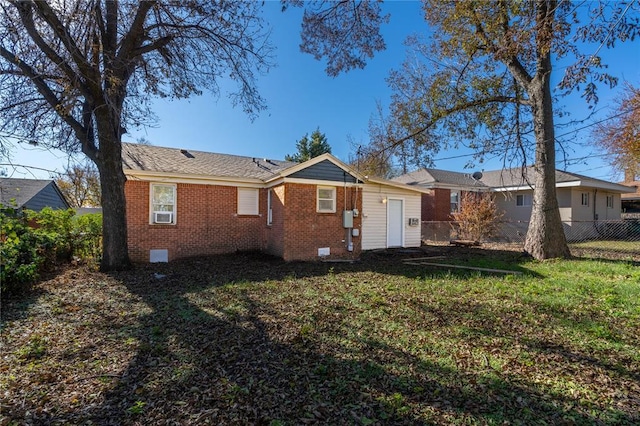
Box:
[422,220,640,261]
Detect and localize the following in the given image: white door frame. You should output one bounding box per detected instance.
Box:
[386,197,404,247]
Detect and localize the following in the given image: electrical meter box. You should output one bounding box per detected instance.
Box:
[343,210,354,228]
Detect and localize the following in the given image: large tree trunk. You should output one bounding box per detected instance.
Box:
[92,119,131,271]
[524,43,571,259]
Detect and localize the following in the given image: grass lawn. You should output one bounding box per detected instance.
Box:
[1,247,639,425]
[570,240,640,259]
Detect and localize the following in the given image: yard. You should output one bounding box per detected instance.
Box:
[1,247,639,425]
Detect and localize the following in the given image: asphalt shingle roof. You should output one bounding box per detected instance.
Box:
[122,143,295,181]
[394,166,631,193]
[479,167,608,188]
[0,178,53,208]
[393,168,486,187]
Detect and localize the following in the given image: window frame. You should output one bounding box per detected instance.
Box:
[606,195,614,209]
[267,189,273,225]
[237,188,259,216]
[150,183,177,225]
[317,186,336,213]
[581,192,590,207]
[450,191,459,213]
[516,193,532,207]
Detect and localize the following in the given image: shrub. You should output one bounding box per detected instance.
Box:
[1,206,45,293]
[72,213,103,261]
[452,192,504,241]
[26,207,75,261]
[0,206,102,295]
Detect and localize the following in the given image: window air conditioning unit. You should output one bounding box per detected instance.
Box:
[408,218,419,226]
[154,212,173,224]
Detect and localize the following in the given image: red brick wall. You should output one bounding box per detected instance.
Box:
[126,179,364,262]
[421,188,453,221]
[126,180,267,262]
[421,190,435,221]
[281,183,362,261]
[264,185,285,258]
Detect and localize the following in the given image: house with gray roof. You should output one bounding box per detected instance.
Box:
[0,178,69,211]
[476,167,632,223]
[393,168,488,221]
[122,143,428,263]
[394,166,633,239]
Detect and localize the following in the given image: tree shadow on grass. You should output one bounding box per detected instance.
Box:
[76,252,637,425]
[361,246,543,278]
[1,264,92,326]
[1,273,57,326]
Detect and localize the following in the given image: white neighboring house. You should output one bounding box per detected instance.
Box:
[394,167,634,242]
[478,168,633,241]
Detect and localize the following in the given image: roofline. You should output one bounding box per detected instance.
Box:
[0,179,70,209]
[49,181,71,209]
[124,169,265,185]
[491,180,634,193]
[422,182,490,191]
[366,177,433,194]
[575,179,636,193]
[271,153,365,182]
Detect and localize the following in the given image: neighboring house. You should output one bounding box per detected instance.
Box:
[619,169,640,217]
[395,166,633,241]
[392,168,487,221]
[122,143,427,263]
[0,178,70,211]
[480,167,632,223]
[620,181,640,216]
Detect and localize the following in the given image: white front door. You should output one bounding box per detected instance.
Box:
[387,199,404,247]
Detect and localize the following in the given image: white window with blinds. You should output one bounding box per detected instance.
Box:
[238,188,259,215]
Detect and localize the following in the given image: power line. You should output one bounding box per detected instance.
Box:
[587,0,635,64]
[555,105,640,140]
[430,104,639,164]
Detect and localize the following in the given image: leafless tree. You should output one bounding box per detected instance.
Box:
[0,1,273,270]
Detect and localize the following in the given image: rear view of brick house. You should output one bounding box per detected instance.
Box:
[122,143,425,263]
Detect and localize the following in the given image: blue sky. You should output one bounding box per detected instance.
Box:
[4,1,639,181]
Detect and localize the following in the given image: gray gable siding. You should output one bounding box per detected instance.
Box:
[289,160,357,183]
[24,183,69,211]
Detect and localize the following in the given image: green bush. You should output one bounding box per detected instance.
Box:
[72,213,103,261]
[0,206,102,295]
[1,206,46,293]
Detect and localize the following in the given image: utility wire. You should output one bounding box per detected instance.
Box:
[587,0,635,63]
[431,104,639,164]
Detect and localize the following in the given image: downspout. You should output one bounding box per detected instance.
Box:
[593,189,603,238]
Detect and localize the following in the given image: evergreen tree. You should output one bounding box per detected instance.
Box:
[285,128,332,163]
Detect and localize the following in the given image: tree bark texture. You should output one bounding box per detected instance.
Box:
[523,1,571,259]
[91,108,131,271]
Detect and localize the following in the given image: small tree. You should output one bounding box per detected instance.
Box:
[285,128,332,162]
[452,192,503,242]
[592,83,640,180]
[55,163,101,208]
